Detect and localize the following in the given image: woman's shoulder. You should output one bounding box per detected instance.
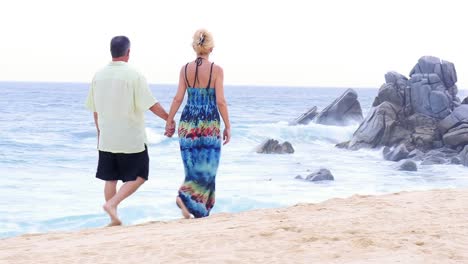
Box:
[212,64,223,75]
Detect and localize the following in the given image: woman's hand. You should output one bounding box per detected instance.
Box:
[165,120,176,137]
[223,127,231,145]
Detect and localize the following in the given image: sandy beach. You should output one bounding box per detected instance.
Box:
[1,188,467,264]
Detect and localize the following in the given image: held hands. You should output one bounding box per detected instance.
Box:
[165,120,176,137]
[223,127,231,145]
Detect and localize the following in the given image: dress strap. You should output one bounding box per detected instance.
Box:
[193,57,203,88]
[184,63,190,88]
[207,62,214,88]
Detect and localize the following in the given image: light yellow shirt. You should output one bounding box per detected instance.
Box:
[85,61,157,153]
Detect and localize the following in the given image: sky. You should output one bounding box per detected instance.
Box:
[1,0,467,88]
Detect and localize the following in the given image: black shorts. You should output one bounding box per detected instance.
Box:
[96,145,149,182]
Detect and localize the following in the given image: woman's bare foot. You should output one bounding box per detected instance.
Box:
[103,203,122,226]
[176,196,191,219]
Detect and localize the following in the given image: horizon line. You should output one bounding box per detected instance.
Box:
[0,80,384,90]
[1,80,466,91]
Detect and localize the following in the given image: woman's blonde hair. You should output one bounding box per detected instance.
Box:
[192,29,214,55]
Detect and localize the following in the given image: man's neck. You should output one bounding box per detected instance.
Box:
[112,57,128,62]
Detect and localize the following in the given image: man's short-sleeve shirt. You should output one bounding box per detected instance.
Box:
[85,61,157,153]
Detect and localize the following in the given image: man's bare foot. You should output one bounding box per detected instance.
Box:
[103,203,122,225]
[106,220,122,227]
[176,196,191,219]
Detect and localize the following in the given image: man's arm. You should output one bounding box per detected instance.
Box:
[93,112,99,131]
[93,112,100,147]
[149,103,175,136]
[149,103,169,121]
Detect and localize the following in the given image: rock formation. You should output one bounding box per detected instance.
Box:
[256,139,294,154]
[289,106,318,125]
[346,56,468,167]
[296,168,334,182]
[290,89,363,126]
[315,89,363,126]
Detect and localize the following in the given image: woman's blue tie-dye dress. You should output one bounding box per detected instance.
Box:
[178,61,221,218]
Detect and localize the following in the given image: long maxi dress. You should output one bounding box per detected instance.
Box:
[177,60,221,218]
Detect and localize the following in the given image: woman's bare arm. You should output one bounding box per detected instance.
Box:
[165,67,188,134]
[214,66,231,145]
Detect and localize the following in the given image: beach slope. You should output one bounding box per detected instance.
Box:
[1,188,467,264]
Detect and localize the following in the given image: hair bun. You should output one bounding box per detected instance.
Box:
[198,33,205,46]
[192,29,214,55]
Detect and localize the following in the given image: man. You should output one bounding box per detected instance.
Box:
[85,36,175,226]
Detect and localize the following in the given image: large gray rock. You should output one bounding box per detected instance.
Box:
[305,169,334,182]
[383,144,409,162]
[408,149,425,160]
[462,97,468,105]
[409,56,457,88]
[406,113,441,151]
[460,145,468,166]
[443,123,468,147]
[372,72,408,108]
[372,83,404,107]
[451,156,462,165]
[439,105,468,134]
[397,160,418,171]
[425,147,459,158]
[335,141,350,149]
[421,156,448,165]
[409,73,451,119]
[407,56,460,119]
[349,56,464,156]
[349,102,410,150]
[315,89,363,126]
[290,106,318,125]
[256,139,294,154]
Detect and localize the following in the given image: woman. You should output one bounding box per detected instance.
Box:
[166,29,231,218]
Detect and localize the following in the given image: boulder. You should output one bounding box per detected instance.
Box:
[398,160,418,171]
[315,89,363,126]
[451,157,461,165]
[290,106,318,125]
[256,139,295,154]
[335,141,350,149]
[406,113,441,151]
[349,56,464,156]
[383,144,409,162]
[442,123,468,147]
[305,169,334,182]
[421,156,447,165]
[462,97,468,105]
[460,145,468,166]
[409,56,457,88]
[439,105,468,134]
[372,82,404,107]
[408,149,425,160]
[409,74,451,119]
[349,102,409,150]
[407,56,460,119]
[425,147,459,158]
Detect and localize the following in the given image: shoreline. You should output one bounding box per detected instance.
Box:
[2,188,468,264]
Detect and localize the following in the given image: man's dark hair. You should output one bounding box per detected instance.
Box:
[110,36,131,58]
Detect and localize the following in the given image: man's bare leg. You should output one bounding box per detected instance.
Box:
[104,181,119,226]
[104,181,118,201]
[103,177,145,226]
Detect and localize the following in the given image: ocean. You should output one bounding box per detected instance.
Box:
[1,82,467,238]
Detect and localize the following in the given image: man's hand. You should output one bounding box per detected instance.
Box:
[165,120,176,137]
